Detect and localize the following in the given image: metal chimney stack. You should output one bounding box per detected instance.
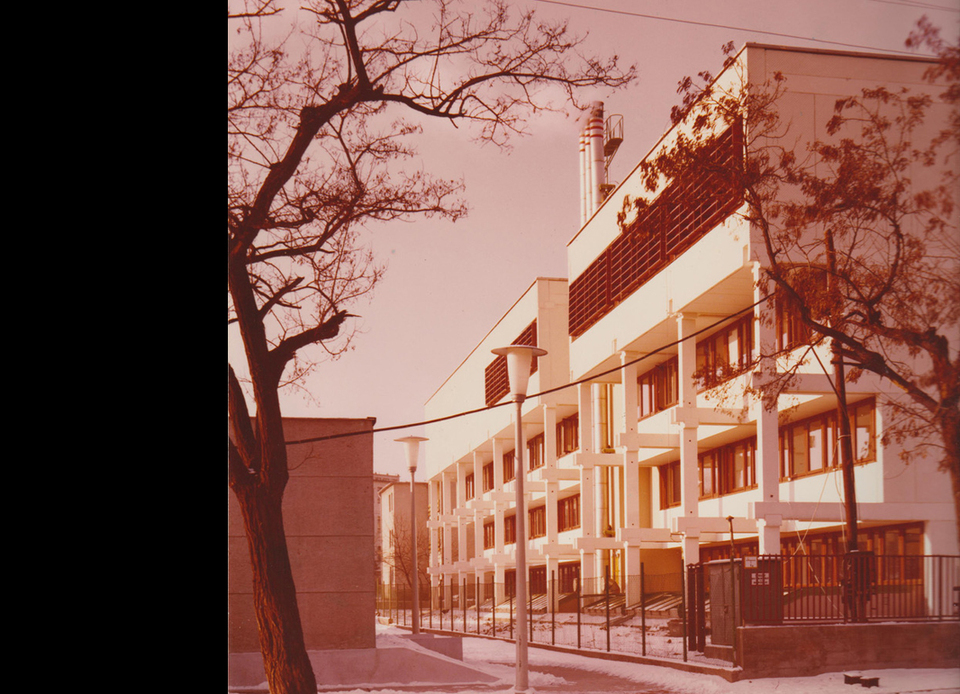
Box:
[579,101,606,226]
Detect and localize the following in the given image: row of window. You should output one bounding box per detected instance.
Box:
[481,494,582,549]
[636,297,833,421]
[477,417,580,494]
[658,400,877,508]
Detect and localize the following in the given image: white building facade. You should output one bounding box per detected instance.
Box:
[423,44,958,607]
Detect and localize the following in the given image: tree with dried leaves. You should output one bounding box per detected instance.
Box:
[621,30,959,551]
[228,1,634,691]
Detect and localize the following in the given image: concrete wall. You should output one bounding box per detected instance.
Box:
[738,622,960,678]
[228,417,377,653]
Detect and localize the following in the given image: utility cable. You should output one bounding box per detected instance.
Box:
[283,294,772,446]
[531,0,941,57]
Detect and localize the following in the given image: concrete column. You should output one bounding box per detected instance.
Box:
[543,405,560,542]
[620,352,641,586]
[579,382,594,453]
[757,515,782,555]
[442,471,455,571]
[677,313,701,566]
[456,462,468,564]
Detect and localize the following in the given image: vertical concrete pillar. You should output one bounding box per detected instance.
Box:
[456,462,468,565]
[677,313,701,566]
[543,404,560,543]
[757,515,782,555]
[619,352,641,588]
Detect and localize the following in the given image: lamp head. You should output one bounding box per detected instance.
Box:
[491,345,548,400]
[396,436,429,473]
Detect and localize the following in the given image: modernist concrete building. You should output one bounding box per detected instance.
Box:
[422,44,958,608]
[228,416,378,653]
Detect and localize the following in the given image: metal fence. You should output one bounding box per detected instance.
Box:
[376,555,959,663]
[377,566,691,661]
[687,553,960,642]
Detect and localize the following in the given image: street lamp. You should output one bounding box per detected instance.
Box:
[396,435,428,635]
[491,344,547,694]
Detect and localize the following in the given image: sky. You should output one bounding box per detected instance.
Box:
[229,0,960,479]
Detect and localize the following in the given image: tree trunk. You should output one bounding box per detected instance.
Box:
[233,482,318,694]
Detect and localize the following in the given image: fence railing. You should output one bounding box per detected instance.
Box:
[376,555,959,664]
[377,566,691,661]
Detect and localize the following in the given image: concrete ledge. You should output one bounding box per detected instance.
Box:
[401,633,464,660]
[737,621,960,679]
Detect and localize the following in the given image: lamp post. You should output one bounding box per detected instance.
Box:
[491,344,547,694]
[396,435,428,635]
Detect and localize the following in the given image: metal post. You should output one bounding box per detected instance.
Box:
[463,578,467,632]
[513,397,529,691]
[551,571,556,646]
[477,576,481,635]
[605,565,611,652]
[576,577,581,650]
[680,564,687,662]
[640,563,646,656]
[410,468,420,634]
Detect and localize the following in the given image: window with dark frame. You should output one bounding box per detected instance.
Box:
[529,505,546,538]
[482,461,494,492]
[556,414,580,457]
[638,357,679,418]
[503,450,516,483]
[483,519,495,550]
[695,315,755,390]
[558,494,580,532]
[504,514,516,544]
[658,460,681,508]
[527,433,545,470]
[699,436,756,498]
[780,399,876,479]
[465,472,475,500]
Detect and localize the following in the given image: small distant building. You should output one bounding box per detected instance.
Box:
[380,480,430,589]
[228,416,377,653]
[374,472,401,581]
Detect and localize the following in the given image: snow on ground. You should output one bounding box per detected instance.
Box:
[314,624,960,694]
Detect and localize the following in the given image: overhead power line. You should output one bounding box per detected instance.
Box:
[531,0,941,57]
[283,295,771,447]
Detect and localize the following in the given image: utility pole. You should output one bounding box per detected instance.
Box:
[826,228,863,622]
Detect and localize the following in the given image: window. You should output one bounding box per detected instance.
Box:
[557,414,580,457]
[638,357,678,418]
[776,291,814,352]
[482,461,494,492]
[529,506,546,538]
[530,566,547,595]
[528,433,545,470]
[483,520,495,550]
[558,494,580,531]
[559,562,581,593]
[695,315,754,389]
[465,473,475,500]
[780,400,875,479]
[659,460,681,508]
[503,450,516,483]
[504,514,517,544]
[699,437,756,497]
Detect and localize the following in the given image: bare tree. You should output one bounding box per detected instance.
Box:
[381,523,430,593]
[619,30,959,547]
[228,2,634,692]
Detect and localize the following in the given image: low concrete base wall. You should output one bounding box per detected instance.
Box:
[738,622,960,679]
